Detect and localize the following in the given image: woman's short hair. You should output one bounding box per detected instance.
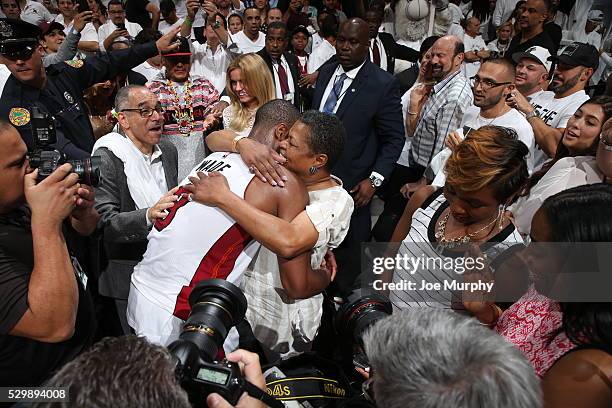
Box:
[299,110,345,171]
[445,125,529,204]
[225,53,275,132]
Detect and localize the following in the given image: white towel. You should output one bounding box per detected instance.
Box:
[93,133,165,209]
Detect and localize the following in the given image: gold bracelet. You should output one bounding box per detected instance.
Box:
[408,111,419,116]
[231,134,247,153]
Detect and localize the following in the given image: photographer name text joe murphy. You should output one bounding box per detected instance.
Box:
[370,254,493,293]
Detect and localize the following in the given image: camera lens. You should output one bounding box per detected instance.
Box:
[68,156,101,187]
[180,279,247,361]
[335,291,392,347]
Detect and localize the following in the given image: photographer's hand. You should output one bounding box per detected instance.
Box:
[206,350,267,408]
[70,185,100,236]
[25,164,79,228]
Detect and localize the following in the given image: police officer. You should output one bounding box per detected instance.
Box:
[0,18,180,159]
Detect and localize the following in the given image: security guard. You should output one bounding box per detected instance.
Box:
[0,18,180,159]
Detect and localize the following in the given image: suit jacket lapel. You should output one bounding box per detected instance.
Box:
[159,145,177,189]
[312,63,337,109]
[335,62,370,118]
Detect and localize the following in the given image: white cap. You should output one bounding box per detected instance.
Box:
[587,9,603,22]
[512,46,552,73]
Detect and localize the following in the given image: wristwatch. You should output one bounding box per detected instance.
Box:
[525,109,539,120]
[369,174,383,189]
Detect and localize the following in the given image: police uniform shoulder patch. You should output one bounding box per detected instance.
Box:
[8,107,30,127]
[64,59,84,68]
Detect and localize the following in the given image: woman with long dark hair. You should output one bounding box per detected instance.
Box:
[491,184,612,407]
[511,96,612,236]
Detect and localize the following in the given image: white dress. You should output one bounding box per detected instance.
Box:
[222,105,255,138]
[240,177,354,360]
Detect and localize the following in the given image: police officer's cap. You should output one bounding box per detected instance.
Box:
[0,18,41,56]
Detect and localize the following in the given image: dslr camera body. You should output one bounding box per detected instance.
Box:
[168,279,282,408]
[28,106,101,186]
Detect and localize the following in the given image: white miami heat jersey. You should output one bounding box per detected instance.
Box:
[130,152,260,321]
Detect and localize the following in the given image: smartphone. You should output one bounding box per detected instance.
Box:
[116,22,126,30]
[77,0,90,13]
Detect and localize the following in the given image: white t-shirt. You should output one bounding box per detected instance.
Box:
[430,106,536,186]
[462,34,486,79]
[307,39,335,73]
[159,18,184,34]
[530,89,590,169]
[98,20,143,51]
[230,30,266,54]
[21,0,54,25]
[133,60,163,81]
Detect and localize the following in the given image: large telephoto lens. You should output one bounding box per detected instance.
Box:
[335,291,392,347]
[180,279,247,361]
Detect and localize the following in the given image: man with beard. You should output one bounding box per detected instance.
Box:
[506,42,597,169]
[428,58,536,186]
[408,35,472,182]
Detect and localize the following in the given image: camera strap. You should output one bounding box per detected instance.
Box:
[265,376,350,401]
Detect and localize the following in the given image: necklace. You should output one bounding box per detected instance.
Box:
[435,210,500,249]
[167,79,194,135]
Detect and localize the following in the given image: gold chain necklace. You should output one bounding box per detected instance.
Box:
[435,211,500,249]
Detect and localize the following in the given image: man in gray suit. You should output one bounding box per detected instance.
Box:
[93,85,179,334]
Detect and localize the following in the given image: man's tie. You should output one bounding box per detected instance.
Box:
[275,60,290,97]
[322,73,347,114]
[372,38,381,67]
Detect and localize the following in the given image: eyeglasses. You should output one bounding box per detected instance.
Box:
[600,134,612,151]
[120,104,164,118]
[469,76,512,90]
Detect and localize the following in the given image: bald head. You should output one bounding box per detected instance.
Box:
[336,18,370,70]
[430,35,464,80]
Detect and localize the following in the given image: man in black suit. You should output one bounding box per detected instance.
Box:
[312,18,404,294]
[257,21,303,111]
[364,8,419,75]
[93,85,178,334]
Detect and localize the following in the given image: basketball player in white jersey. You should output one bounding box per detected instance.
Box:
[127,100,333,346]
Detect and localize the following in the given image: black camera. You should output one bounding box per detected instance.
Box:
[334,289,392,349]
[28,106,101,187]
[168,279,282,408]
